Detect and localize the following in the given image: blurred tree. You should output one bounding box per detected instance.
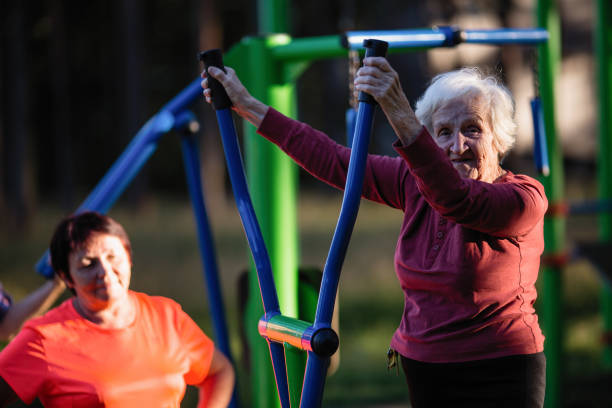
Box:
[115,0,147,207]
[194,0,227,210]
[1,0,31,233]
[48,0,75,211]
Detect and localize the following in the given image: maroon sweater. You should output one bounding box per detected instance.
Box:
[258,108,547,363]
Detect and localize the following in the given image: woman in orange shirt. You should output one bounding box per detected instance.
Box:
[0,211,234,407]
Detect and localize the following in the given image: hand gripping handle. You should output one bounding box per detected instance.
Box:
[358,39,389,105]
[198,49,233,110]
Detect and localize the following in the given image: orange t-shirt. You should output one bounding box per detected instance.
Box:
[0,291,214,407]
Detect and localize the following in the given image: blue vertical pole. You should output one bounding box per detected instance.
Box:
[178,112,238,408]
[200,49,291,408]
[300,39,388,408]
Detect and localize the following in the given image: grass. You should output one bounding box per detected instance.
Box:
[0,192,611,407]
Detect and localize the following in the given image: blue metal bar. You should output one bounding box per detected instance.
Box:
[344,27,548,50]
[344,28,448,49]
[463,28,549,44]
[301,93,377,408]
[215,109,280,315]
[160,78,204,115]
[35,111,175,277]
[178,112,239,408]
[315,102,374,326]
[530,98,550,176]
[300,353,327,408]
[35,77,207,278]
[214,108,290,407]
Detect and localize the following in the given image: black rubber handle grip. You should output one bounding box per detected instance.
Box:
[198,49,232,110]
[358,39,389,105]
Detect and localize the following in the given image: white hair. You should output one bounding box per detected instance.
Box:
[414,67,517,159]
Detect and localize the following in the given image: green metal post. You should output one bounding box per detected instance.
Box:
[228,36,280,408]
[537,1,564,407]
[241,1,301,407]
[595,0,612,370]
[266,33,304,408]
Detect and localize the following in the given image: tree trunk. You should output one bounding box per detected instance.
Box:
[1,0,31,233]
[49,0,75,211]
[115,0,147,207]
[193,0,227,211]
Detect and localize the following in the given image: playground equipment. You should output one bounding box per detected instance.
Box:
[31,3,580,406]
[201,38,388,408]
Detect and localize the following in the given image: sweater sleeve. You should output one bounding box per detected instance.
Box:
[257,108,412,210]
[394,128,548,237]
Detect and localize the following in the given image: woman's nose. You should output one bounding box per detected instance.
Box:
[96,260,113,278]
[449,131,468,154]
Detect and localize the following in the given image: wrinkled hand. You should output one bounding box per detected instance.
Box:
[201,66,268,127]
[354,57,422,145]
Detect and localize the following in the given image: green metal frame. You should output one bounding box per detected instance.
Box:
[536,2,564,408]
[595,0,612,370]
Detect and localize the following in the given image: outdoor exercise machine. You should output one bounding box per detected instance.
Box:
[30,8,571,408]
[222,23,561,408]
[200,39,388,408]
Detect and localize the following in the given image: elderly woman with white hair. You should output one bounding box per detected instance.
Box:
[202,57,547,407]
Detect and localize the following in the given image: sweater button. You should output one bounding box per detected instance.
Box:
[436,231,444,238]
[432,244,440,251]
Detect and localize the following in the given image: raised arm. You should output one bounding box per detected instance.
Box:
[354,56,423,146]
[0,277,65,340]
[196,348,235,408]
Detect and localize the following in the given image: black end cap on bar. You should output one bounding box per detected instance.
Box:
[436,25,463,47]
[198,49,232,110]
[311,327,339,358]
[358,39,389,105]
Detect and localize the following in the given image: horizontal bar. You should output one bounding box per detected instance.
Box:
[343,27,548,50]
[259,314,313,350]
[271,35,347,61]
[344,28,448,50]
[258,314,339,358]
[463,28,549,44]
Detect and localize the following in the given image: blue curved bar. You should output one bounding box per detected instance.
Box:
[214,108,290,408]
[35,111,175,277]
[315,102,374,326]
[180,122,239,408]
[300,101,376,408]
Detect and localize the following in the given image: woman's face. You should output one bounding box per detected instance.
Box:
[67,232,132,312]
[431,95,502,183]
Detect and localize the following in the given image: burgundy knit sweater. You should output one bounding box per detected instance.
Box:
[258,108,546,363]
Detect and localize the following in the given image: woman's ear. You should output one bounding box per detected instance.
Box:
[57,270,73,289]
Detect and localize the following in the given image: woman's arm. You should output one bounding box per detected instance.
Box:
[201,66,268,127]
[0,278,65,340]
[354,57,423,146]
[196,349,235,408]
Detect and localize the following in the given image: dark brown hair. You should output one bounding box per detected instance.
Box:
[49,212,132,284]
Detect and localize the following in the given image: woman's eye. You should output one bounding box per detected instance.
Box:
[437,129,451,138]
[80,259,95,269]
[466,126,480,134]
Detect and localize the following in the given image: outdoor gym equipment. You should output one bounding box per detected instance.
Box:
[200,38,389,408]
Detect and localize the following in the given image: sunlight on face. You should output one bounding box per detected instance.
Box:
[431,95,502,183]
[67,233,132,313]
